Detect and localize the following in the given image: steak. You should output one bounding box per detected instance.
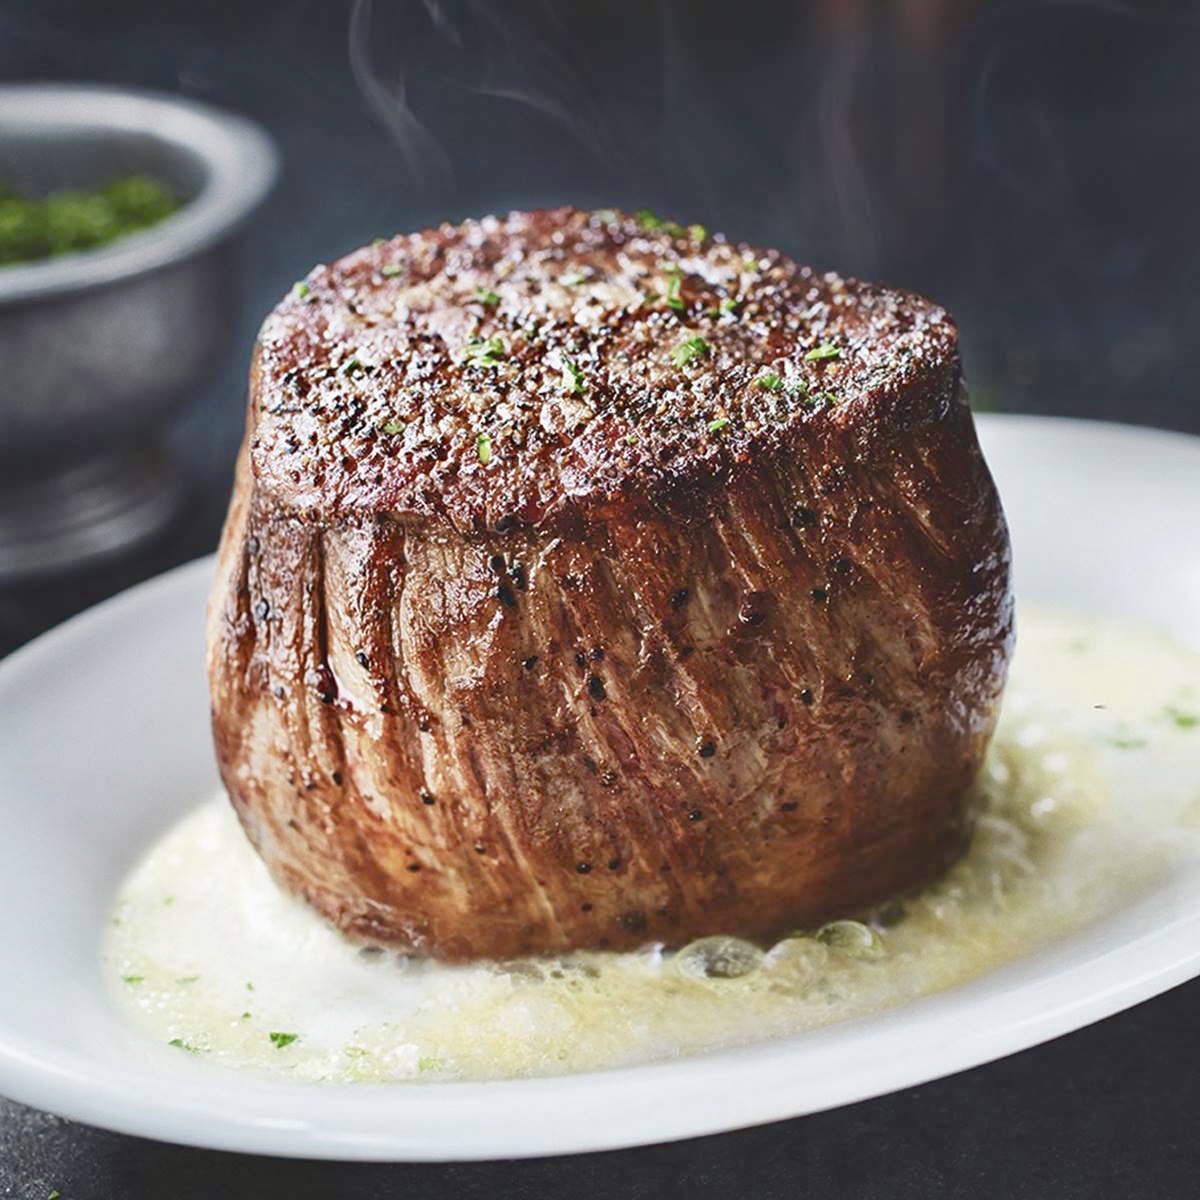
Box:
[206,207,1013,962]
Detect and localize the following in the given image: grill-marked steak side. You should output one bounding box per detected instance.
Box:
[207,207,1013,961]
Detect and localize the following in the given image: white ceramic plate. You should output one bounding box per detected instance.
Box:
[2,415,1199,1161]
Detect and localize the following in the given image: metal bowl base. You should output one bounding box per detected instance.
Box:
[0,447,184,584]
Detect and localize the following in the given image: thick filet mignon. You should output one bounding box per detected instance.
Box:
[207,207,1013,962]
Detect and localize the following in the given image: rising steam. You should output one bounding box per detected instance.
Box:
[348,0,453,193]
[348,0,616,198]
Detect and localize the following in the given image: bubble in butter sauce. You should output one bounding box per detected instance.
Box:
[104,608,1200,1082]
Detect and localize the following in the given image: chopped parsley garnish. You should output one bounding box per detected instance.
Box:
[246,981,254,991]
[241,1011,252,1020]
[121,975,144,985]
[1166,706,1199,730]
[371,237,385,245]
[707,417,731,434]
[475,286,500,306]
[593,208,619,226]
[704,296,738,318]
[269,1031,299,1049]
[175,975,200,985]
[671,336,709,368]
[476,432,493,465]
[292,281,311,300]
[380,420,406,435]
[168,1038,200,1054]
[558,352,586,395]
[688,223,708,242]
[465,335,505,369]
[1106,734,1147,750]
[804,342,841,362]
[785,377,809,398]
[417,1055,443,1072]
[665,268,685,313]
[341,356,363,375]
[345,1046,370,1059]
[380,264,402,277]
[561,268,588,286]
[625,431,639,444]
[756,372,783,392]
[0,174,180,265]
[636,208,683,236]
[48,1191,60,1200]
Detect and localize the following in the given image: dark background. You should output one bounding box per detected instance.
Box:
[2,0,1199,1195]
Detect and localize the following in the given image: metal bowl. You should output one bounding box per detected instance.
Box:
[0,83,278,582]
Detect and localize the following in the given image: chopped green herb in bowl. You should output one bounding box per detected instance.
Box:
[0,175,180,265]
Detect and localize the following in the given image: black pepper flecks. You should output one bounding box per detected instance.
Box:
[688,809,703,822]
[420,791,435,805]
[253,599,270,620]
[791,507,818,528]
[811,587,828,603]
[575,651,588,668]
[308,665,336,704]
[781,801,798,812]
[496,583,517,608]
[355,650,370,668]
[588,674,607,700]
[576,862,592,874]
[800,688,815,705]
[670,588,689,611]
[832,557,853,575]
[699,741,716,758]
[522,655,539,670]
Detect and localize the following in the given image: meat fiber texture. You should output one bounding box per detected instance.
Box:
[207,207,1013,961]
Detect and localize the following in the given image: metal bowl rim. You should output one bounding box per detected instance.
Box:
[0,82,279,303]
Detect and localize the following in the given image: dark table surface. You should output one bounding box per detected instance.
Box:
[3,1,1199,1195]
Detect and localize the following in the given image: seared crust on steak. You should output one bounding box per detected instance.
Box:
[207,207,1013,961]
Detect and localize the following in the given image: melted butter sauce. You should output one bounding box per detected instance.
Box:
[105,608,1200,1082]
